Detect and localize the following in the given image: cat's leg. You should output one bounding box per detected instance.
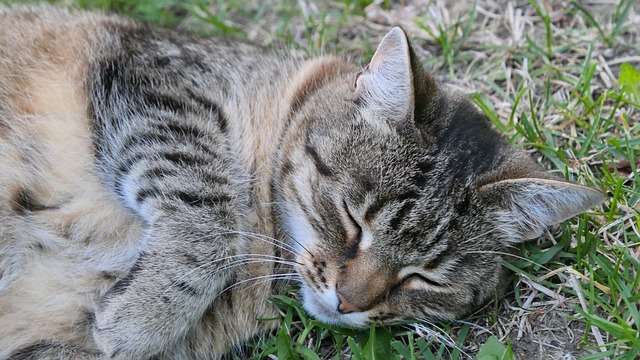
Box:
[90,108,250,359]
[7,342,101,360]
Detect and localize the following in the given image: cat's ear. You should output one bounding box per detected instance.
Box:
[355,27,414,122]
[480,178,605,242]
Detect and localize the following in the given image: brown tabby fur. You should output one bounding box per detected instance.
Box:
[0,5,603,359]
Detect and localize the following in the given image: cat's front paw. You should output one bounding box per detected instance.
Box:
[93,295,163,359]
[92,277,191,359]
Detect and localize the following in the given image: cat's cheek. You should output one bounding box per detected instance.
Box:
[279,203,317,252]
[300,284,369,328]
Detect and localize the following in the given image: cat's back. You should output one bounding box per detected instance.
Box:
[0,6,145,356]
[0,5,127,173]
[0,5,296,356]
[0,5,133,248]
[0,5,128,80]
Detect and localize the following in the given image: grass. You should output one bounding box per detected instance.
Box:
[4,0,639,358]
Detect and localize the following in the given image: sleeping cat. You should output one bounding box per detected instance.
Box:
[0,4,604,360]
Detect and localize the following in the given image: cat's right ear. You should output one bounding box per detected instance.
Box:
[355,27,414,123]
[480,178,605,243]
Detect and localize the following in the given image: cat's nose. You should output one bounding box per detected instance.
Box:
[337,291,361,314]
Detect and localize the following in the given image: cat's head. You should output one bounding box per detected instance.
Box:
[272,28,604,327]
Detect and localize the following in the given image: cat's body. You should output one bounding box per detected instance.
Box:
[0,5,603,360]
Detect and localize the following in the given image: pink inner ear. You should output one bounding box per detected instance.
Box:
[354,65,369,88]
[369,50,385,71]
[352,27,415,122]
[355,28,411,90]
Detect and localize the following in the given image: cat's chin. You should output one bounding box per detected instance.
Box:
[300,284,370,328]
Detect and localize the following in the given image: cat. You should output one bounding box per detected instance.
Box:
[0,4,604,360]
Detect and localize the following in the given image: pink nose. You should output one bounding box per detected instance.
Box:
[337,291,362,314]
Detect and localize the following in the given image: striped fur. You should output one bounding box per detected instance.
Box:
[0,5,603,359]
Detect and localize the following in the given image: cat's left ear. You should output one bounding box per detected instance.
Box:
[355,27,414,123]
[480,178,605,242]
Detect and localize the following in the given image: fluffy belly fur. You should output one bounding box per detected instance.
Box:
[0,53,144,355]
[0,9,281,357]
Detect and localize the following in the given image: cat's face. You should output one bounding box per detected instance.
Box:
[273,28,603,327]
[279,120,506,326]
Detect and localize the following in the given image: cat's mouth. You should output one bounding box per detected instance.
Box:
[300,284,370,328]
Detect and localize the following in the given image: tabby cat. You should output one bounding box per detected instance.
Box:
[0,5,604,360]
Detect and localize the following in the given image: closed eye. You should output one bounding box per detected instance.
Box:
[343,201,362,234]
[404,273,444,288]
[343,200,362,256]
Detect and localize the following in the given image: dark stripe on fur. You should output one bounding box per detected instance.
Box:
[173,280,200,296]
[412,160,434,188]
[184,88,229,133]
[164,121,206,141]
[343,231,361,260]
[183,252,200,265]
[10,188,57,215]
[422,244,452,270]
[8,342,101,360]
[200,171,231,185]
[119,131,173,150]
[365,191,421,223]
[136,186,163,204]
[140,166,178,179]
[388,201,416,231]
[115,123,217,158]
[364,198,385,223]
[102,253,147,301]
[8,342,51,360]
[160,151,212,167]
[397,190,421,202]
[219,274,237,309]
[143,92,195,114]
[173,191,232,208]
[116,153,146,175]
[304,144,333,177]
[454,192,472,215]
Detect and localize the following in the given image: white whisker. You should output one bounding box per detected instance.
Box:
[414,318,457,346]
[162,254,301,298]
[455,320,496,337]
[213,273,302,300]
[411,319,472,359]
[210,226,301,256]
[279,227,313,257]
[464,250,548,271]
[157,220,300,256]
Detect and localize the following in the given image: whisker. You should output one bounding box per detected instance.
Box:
[162,255,301,297]
[464,250,549,271]
[230,230,299,255]
[279,228,313,257]
[164,270,301,307]
[157,220,300,256]
[214,273,302,300]
[222,274,304,296]
[414,318,457,346]
[208,226,300,256]
[454,320,496,337]
[261,201,314,257]
[212,253,302,266]
[462,229,499,244]
[411,320,471,359]
[209,258,300,275]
